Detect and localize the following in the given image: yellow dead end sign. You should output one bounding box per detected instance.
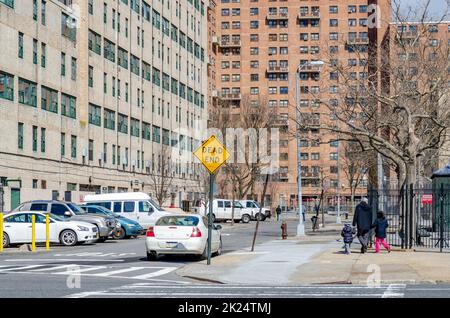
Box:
[193,135,230,174]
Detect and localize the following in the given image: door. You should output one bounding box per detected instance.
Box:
[30,213,47,242]
[10,188,20,211]
[216,200,225,220]
[224,200,232,220]
[122,201,138,223]
[137,201,154,228]
[3,213,30,243]
[50,203,71,219]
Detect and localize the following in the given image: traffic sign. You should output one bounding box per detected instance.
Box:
[193,135,230,175]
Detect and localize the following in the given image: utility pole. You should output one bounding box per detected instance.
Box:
[336,138,342,224]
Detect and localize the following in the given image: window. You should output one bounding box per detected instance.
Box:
[104,39,115,62]
[0,71,14,101]
[32,126,38,152]
[41,127,46,153]
[41,0,46,25]
[33,0,38,20]
[19,78,37,107]
[61,93,76,118]
[142,122,151,140]
[330,19,338,27]
[61,133,65,156]
[70,135,77,158]
[88,139,94,161]
[41,86,58,113]
[33,39,38,64]
[18,32,23,58]
[60,52,66,76]
[118,114,128,134]
[89,104,101,126]
[118,47,128,69]
[330,153,338,160]
[18,123,24,150]
[104,108,115,130]
[61,12,76,42]
[131,118,140,137]
[71,57,77,80]
[88,66,93,87]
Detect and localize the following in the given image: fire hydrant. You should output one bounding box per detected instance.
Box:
[281,220,288,240]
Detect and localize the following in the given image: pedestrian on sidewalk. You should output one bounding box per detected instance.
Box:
[341,223,356,254]
[352,197,372,254]
[374,211,391,253]
[276,205,282,222]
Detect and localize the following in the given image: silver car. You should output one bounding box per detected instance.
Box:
[14,200,117,242]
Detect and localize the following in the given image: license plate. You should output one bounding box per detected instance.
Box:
[166,242,178,248]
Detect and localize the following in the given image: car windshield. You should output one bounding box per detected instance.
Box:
[67,203,86,215]
[156,216,199,226]
[253,201,261,208]
[96,206,118,218]
[149,199,162,211]
[49,213,66,222]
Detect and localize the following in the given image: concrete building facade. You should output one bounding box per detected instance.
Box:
[0,0,209,211]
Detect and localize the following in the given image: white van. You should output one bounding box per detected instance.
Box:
[83,192,172,228]
[198,199,251,223]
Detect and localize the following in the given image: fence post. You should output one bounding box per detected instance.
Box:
[0,213,3,252]
[31,214,36,252]
[440,184,444,253]
[404,183,409,249]
[409,183,414,249]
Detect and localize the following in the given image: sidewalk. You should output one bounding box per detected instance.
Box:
[177,222,450,285]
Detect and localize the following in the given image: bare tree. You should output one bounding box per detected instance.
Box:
[149,146,174,207]
[341,141,371,213]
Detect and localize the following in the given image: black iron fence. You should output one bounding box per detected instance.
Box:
[368,185,450,251]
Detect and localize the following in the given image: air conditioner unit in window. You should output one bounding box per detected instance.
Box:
[123,157,128,166]
[145,160,151,168]
[98,152,104,161]
[132,160,136,167]
[82,148,87,157]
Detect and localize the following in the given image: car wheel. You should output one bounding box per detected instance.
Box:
[207,213,216,223]
[59,230,78,246]
[241,214,251,223]
[146,251,158,261]
[113,227,126,240]
[2,233,10,248]
[97,237,107,243]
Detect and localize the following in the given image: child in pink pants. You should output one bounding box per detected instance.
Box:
[373,211,391,253]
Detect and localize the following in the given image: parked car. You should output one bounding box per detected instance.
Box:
[83,192,172,228]
[14,200,116,242]
[79,204,144,239]
[239,200,271,221]
[145,214,222,261]
[2,211,98,247]
[197,199,251,223]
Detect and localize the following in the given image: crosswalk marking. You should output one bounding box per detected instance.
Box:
[29,265,74,272]
[0,265,42,272]
[94,267,144,277]
[53,266,107,275]
[0,263,178,281]
[131,267,177,279]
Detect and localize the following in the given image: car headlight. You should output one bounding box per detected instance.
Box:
[77,226,89,231]
[116,222,121,228]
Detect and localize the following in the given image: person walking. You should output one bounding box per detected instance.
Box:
[276,205,282,222]
[341,223,356,254]
[374,211,391,253]
[352,197,372,254]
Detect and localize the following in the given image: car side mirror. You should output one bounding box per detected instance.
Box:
[64,211,71,217]
[215,225,222,230]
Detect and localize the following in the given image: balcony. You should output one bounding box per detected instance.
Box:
[267,65,289,73]
[220,39,241,48]
[267,11,289,20]
[220,92,241,100]
[298,11,320,19]
[298,64,322,73]
[347,37,369,45]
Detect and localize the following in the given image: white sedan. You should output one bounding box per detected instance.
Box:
[1,211,99,247]
[145,214,222,261]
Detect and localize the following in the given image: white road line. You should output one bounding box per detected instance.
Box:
[29,265,75,272]
[3,259,124,262]
[0,265,42,272]
[131,267,177,279]
[382,284,406,298]
[94,267,144,277]
[53,266,107,274]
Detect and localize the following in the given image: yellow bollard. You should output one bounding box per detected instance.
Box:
[0,213,3,252]
[31,214,36,252]
[45,214,50,251]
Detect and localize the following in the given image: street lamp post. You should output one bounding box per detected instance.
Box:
[296,60,324,236]
[336,137,342,224]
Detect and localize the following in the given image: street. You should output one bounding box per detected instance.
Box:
[1,216,450,298]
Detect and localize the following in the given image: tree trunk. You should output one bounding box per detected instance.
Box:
[405,161,417,249]
[351,187,355,217]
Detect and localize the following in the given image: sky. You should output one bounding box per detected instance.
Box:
[397,0,449,21]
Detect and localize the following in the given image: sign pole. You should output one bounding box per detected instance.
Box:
[207,173,215,265]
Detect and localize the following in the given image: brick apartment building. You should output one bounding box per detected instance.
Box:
[209,0,392,210]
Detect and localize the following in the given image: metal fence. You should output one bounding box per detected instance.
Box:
[368,185,450,251]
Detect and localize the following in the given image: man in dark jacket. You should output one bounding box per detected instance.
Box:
[352,198,372,254]
[276,205,282,222]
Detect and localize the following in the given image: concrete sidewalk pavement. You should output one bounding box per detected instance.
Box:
[177,222,450,285]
